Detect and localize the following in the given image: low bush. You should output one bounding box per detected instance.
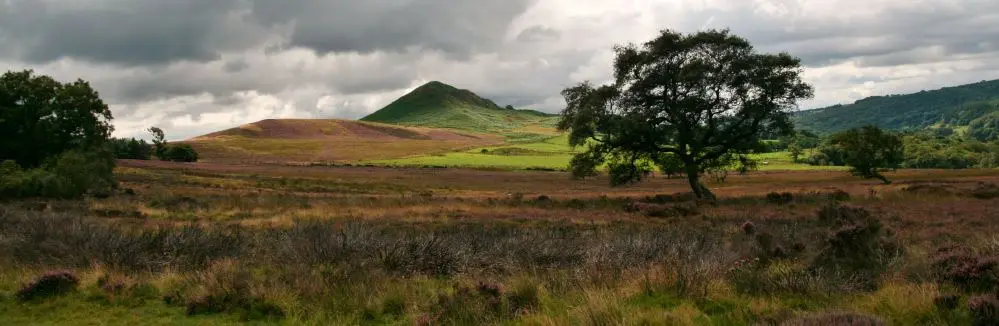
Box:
[16,270,80,301]
[0,149,115,199]
[767,192,794,205]
[969,295,999,326]
[970,182,999,200]
[810,205,901,286]
[931,246,999,292]
[934,293,961,311]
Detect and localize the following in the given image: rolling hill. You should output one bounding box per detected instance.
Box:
[361,81,558,138]
[794,79,999,134]
[184,119,503,164]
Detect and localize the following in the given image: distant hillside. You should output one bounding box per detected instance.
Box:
[361,81,558,136]
[185,119,503,163]
[794,79,999,134]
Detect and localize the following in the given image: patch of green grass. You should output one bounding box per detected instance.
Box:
[0,293,245,325]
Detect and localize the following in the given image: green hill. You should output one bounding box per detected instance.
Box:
[794,79,999,134]
[361,81,558,138]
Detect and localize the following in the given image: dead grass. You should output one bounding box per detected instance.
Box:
[3,162,999,324]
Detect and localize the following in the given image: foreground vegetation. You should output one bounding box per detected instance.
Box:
[3,162,999,325]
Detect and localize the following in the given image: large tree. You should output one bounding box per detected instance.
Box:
[558,29,814,199]
[0,70,114,168]
[829,126,904,184]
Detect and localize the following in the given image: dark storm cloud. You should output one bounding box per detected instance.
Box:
[0,0,250,65]
[247,0,534,57]
[0,0,534,66]
[684,0,999,68]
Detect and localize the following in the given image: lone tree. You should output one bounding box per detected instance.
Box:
[829,126,904,184]
[558,29,814,199]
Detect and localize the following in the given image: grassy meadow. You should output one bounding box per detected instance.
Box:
[2,160,999,325]
[369,135,843,172]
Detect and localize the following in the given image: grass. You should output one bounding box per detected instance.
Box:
[3,162,999,324]
[371,134,844,171]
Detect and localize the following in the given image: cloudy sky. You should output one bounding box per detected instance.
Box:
[3,0,998,140]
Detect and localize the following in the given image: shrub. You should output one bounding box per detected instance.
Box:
[931,246,999,292]
[182,260,284,321]
[161,144,199,162]
[827,189,851,201]
[741,221,757,235]
[505,281,540,314]
[16,270,80,301]
[812,205,900,274]
[971,182,999,200]
[0,149,115,199]
[767,192,794,205]
[969,295,999,326]
[934,293,961,311]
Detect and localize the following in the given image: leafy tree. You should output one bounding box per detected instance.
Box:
[788,142,803,163]
[967,112,999,142]
[148,127,167,159]
[557,29,814,199]
[163,144,199,162]
[0,70,114,168]
[829,126,904,184]
[146,127,199,162]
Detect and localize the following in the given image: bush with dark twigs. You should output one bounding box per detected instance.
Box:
[970,182,999,199]
[969,294,999,326]
[934,293,961,311]
[16,270,79,301]
[812,205,901,274]
[931,246,999,292]
[767,192,794,205]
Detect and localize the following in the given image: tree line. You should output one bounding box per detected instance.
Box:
[1,70,197,199]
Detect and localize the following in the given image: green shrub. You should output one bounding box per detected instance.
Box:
[161,144,199,162]
[16,270,80,301]
[969,295,999,326]
[811,205,901,282]
[0,149,115,199]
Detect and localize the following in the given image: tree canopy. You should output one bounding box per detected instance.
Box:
[828,126,904,184]
[0,70,117,198]
[558,29,814,199]
[0,70,114,168]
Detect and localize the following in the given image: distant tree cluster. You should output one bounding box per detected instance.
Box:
[107,127,198,162]
[148,127,199,162]
[801,125,999,183]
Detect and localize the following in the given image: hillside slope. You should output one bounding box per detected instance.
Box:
[794,79,999,134]
[361,81,558,136]
[185,119,503,163]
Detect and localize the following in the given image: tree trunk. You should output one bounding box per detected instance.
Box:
[684,161,716,200]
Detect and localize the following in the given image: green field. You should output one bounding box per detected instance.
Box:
[369,135,843,171]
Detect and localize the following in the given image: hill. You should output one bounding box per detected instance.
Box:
[184,119,503,164]
[794,79,999,134]
[361,81,558,137]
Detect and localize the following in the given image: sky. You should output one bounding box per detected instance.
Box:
[2,0,998,140]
